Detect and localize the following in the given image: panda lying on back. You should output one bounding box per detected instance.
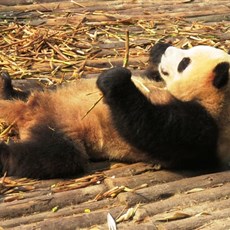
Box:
[0,43,229,179]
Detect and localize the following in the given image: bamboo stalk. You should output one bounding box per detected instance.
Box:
[123,30,130,68]
[81,95,104,120]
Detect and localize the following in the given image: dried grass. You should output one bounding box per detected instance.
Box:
[0,17,229,82]
[51,172,105,193]
[0,174,37,197]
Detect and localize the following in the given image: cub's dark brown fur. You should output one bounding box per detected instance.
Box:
[0,71,174,178]
[0,43,172,179]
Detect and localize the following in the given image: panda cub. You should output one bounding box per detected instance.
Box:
[0,44,229,179]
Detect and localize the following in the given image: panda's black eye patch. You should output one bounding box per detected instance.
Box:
[177,57,191,73]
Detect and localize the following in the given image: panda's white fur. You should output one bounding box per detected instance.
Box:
[159,46,230,117]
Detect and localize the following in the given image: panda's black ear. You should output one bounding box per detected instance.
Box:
[149,42,172,65]
[213,62,230,89]
[145,42,171,81]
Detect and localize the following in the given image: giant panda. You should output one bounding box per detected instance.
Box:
[0,44,229,179]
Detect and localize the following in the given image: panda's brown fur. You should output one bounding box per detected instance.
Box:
[0,73,175,178]
[0,43,229,179]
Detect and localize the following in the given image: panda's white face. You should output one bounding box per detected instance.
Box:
[158,45,230,117]
[159,45,230,89]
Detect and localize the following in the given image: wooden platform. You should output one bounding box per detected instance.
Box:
[1,163,230,229]
[0,1,230,229]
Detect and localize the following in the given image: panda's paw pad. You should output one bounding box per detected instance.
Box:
[97,67,132,94]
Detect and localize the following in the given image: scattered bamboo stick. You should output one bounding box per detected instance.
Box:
[81,95,104,120]
[0,17,227,80]
[123,30,130,68]
[0,121,16,138]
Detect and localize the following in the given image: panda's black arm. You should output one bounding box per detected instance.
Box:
[97,67,219,169]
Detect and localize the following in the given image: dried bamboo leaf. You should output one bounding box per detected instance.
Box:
[0,17,229,80]
[185,188,205,194]
[51,173,105,193]
[116,204,140,223]
[156,212,191,222]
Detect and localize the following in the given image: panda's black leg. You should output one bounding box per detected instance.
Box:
[0,125,89,179]
[0,71,14,100]
[96,67,132,97]
[97,66,162,154]
[0,71,30,100]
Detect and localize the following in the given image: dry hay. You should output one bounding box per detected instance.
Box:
[0,17,229,82]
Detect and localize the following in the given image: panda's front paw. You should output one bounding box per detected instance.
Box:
[97,67,132,95]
